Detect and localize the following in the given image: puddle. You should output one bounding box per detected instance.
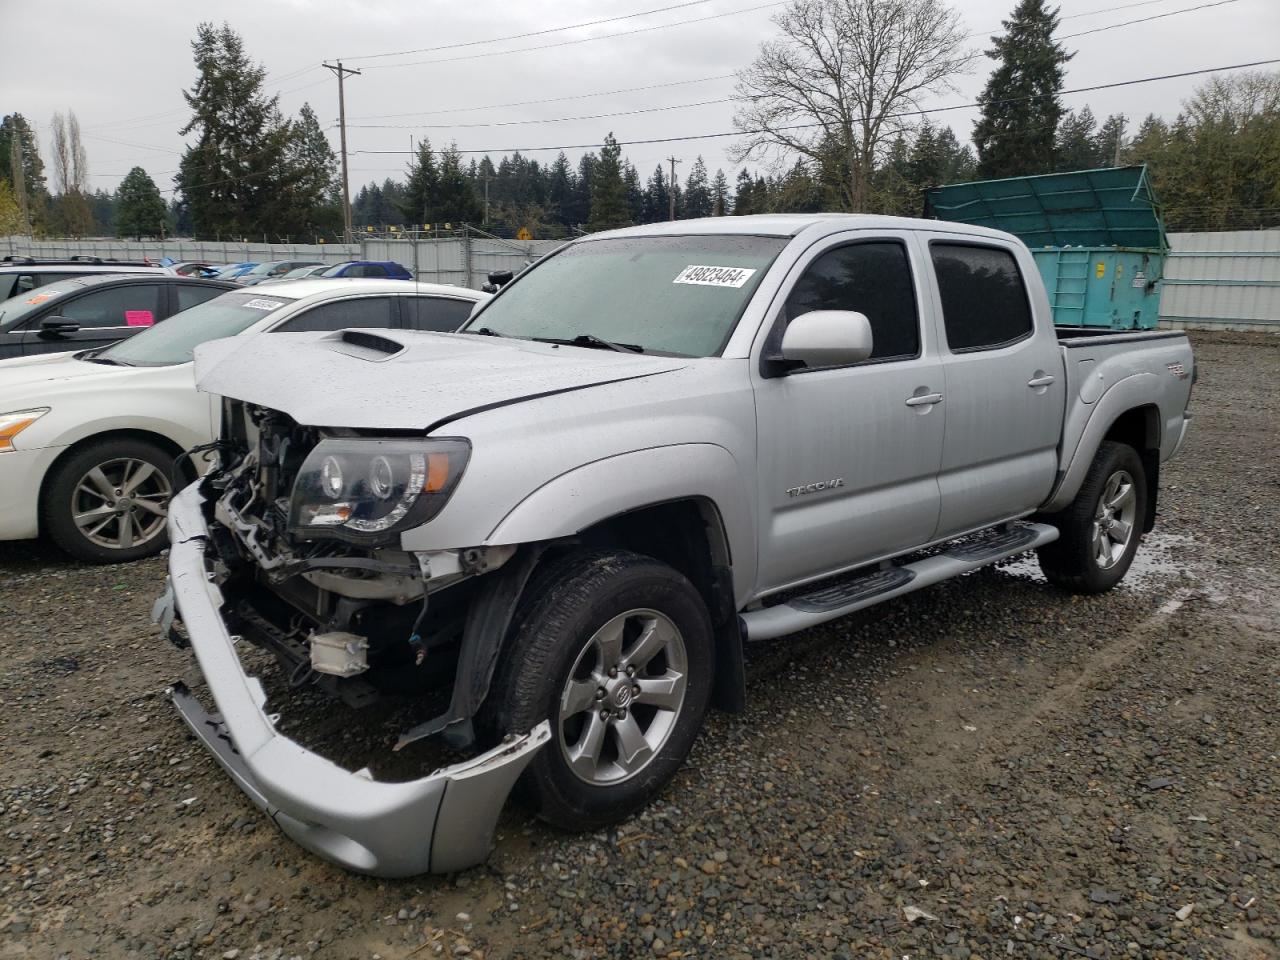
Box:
[997,531,1199,590]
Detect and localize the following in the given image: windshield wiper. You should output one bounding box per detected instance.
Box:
[79,348,131,366]
[469,326,505,337]
[534,334,644,354]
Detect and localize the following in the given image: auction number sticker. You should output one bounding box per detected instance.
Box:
[673,265,757,288]
[242,298,284,310]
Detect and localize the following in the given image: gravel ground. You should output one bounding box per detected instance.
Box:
[1,331,1276,960]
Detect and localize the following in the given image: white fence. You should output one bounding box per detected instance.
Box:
[1161,231,1280,331]
[2,234,568,290]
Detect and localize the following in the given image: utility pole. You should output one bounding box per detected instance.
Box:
[323,61,361,242]
[667,156,682,221]
[1113,114,1126,167]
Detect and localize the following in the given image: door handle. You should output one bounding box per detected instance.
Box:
[1027,375,1056,388]
[904,392,944,407]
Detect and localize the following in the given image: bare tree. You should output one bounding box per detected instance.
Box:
[732,0,974,211]
[50,110,88,195]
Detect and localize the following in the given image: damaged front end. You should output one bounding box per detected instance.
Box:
[154,400,550,876]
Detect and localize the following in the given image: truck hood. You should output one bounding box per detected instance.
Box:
[194,330,688,431]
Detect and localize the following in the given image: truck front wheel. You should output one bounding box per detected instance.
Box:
[1037,440,1148,594]
[489,549,714,830]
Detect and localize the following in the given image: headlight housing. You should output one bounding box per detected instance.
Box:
[0,408,50,453]
[288,438,470,542]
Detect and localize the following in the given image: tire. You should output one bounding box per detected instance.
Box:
[42,437,176,564]
[1037,440,1147,594]
[487,549,714,831]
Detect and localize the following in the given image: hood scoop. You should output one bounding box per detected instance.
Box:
[323,329,407,361]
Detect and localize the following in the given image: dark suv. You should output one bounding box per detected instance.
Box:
[0,273,235,359]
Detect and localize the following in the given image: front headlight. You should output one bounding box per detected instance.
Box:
[288,438,470,541]
[0,408,50,453]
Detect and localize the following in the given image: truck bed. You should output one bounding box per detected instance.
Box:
[1055,326,1187,347]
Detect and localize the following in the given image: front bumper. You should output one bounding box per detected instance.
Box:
[0,444,65,541]
[154,482,550,877]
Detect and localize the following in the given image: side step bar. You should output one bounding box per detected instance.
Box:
[742,522,1059,642]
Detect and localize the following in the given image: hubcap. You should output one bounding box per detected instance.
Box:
[1091,469,1137,570]
[71,457,171,551]
[557,608,688,785]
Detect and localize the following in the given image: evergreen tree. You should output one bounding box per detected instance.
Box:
[711,168,730,215]
[570,153,596,227]
[89,189,116,236]
[587,134,629,231]
[0,113,47,216]
[733,169,755,215]
[435,143,481,223]
[1094,113,1127,167]
[683,156,713,219]
[547,152,575,226]
[115,166,168,239]
[1054,106,1100,171]
[642,165,670,223]
[623,162,644,224]
[281,102,340,236]
[176,22,294,238]
[0,179,23,235]
[973,0,1073,178]
[400,139,439,226]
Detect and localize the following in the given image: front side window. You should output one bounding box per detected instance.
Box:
[931,243,1033,352]
[782,241,920,363]
[464,234,786,357]
[275,296,395,332]
[59,283,163,329]
[98,291,297,366]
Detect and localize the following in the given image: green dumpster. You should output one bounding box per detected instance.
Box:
[923,165,1168,330]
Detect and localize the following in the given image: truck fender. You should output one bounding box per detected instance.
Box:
[1042,374,1160,513]
[486,443,758,607]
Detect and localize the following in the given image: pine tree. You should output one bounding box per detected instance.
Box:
[1094,114,1127,167]
[973,0,1073,178]
[280,102,340,235]
[683,156,713,218]
[176,22,294,238]
[400,139,439,226]
[1054,106,1100,171]
[547,152,575,226]
[435,143,480,223]
[570,153,596,227]
[642,165,670,223]
[711,169,730,215]
[586,133,629,231]
[0,113,47,215]
[115,167,168,239]
[623,162,644,224]
[733,169,755,215]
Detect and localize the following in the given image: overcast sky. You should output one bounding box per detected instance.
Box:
[2,0,1277,198]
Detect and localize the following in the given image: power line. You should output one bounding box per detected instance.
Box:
[360,1,787,70]
[1058,0,1239,39]
[345,74,737,122]
[348,98,733,130]
[348,59,1279,156]
[339,0,716,62]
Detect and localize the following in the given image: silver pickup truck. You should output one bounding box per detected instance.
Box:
[155,214,1195,877]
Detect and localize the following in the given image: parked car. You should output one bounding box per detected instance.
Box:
[265,264,333,282]
[0,255,168,302]
[167,261,222,278]
[155,214,1195,877]
[319,260,412,279]
[238,260,326,286]
[0,274,235,360]
[214,262,258,280]
[0,280,487,563]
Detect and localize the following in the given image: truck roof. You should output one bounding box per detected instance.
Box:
[587,213,1022,244]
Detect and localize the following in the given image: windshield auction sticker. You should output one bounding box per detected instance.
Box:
[673,265,757,288]
[242,298,285,310]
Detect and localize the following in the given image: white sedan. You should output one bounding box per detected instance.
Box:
[0,279,487,563]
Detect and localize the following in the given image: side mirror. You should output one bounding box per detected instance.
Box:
[39,317,81,337]
[776,310,873,369]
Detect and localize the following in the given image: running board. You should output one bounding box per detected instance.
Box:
[742,522,1059,642]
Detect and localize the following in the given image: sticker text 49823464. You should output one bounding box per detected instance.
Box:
[672,265,758,288]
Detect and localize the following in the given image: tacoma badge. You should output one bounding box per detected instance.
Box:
[786,478,845,498]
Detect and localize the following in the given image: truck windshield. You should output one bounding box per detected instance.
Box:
[463,234,786,357]
[95,292,297,367]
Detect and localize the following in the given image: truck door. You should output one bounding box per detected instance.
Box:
[752,233,945,593]
[923,238,1066,538]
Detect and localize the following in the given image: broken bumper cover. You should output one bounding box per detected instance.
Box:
[154,482,551,877]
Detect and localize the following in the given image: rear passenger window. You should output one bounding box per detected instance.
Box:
[177,284,225,312]
[404,296,474,332]
[782,241,919,362]
[59,284,163,328]
[931,244,1033,351]
[274,296,395,332]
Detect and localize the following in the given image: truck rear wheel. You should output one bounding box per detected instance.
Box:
[488,549,714,831]
[1037,440,1147,594]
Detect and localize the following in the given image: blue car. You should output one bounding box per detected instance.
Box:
[320,261,413,280]
[214,262,259,280]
